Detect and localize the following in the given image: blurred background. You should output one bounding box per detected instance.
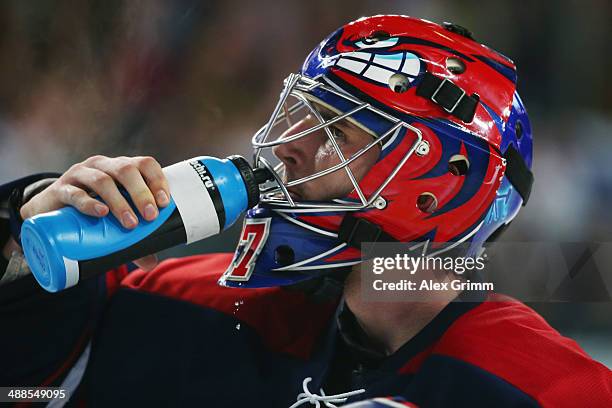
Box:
[0,1,610,366]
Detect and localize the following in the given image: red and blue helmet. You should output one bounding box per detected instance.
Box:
[220,15,533,289]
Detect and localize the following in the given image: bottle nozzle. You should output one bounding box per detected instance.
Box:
[253,167,274,184]
[228,155,276,208]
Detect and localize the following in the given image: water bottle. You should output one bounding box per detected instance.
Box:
[20,155,271,292]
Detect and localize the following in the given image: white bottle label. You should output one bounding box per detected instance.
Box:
[163,159,221,244]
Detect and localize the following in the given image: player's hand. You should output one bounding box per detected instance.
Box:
[19,155,171,271]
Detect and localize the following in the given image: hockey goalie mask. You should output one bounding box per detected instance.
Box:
[220,15,533,289]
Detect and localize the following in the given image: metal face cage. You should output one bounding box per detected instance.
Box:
[252,73,423,212]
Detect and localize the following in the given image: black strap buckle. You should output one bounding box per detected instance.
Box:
[431,78,466,114]
[416,72,478,123]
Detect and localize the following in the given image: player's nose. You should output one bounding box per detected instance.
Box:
[273,118,322,170]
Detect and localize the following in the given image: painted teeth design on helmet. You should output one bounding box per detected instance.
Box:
[334,51,421,86]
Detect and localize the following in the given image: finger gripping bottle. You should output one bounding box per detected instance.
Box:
[20,155,271,292]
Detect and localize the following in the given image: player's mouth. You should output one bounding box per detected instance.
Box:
[333,50,421,86]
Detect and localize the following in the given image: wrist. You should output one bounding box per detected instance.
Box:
[8,177,57,242]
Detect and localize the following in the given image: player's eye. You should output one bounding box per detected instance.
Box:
[329,126,347,144]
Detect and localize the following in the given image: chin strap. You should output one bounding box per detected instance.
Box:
[503,144,533,205]
[338,214,398,252]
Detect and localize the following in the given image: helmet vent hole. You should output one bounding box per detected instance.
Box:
[446,57,466,74]
[448,154,470,176]
[515,121,523,139]
[365,30,390,44]
[389,73,410,93]
[274,245,295,267]
[417,192,438,213]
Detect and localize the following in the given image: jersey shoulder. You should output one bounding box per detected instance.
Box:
[433,294,612,405]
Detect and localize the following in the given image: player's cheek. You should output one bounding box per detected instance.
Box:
[302,171,342,201]
[348,155,369,183]
[326,170,356,200]
[351,143,380,182]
